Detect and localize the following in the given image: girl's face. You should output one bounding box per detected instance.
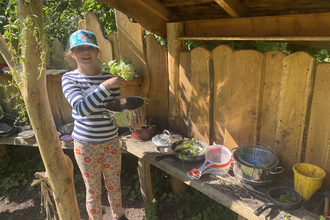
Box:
[70,45,98,69]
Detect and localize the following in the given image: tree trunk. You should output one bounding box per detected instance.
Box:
[16,1,80,219]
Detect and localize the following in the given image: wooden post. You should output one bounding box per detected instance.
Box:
[0,144,7,159]
[167,22,187,195]
[170,176,187,196]
[167,22,185,132]
[137,159,157,209]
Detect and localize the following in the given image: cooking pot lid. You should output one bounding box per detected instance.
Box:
[151,130,183,147]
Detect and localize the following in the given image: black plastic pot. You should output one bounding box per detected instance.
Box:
[254,186,302,216]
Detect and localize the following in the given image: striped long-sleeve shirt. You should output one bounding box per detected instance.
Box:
[61,70,120,144]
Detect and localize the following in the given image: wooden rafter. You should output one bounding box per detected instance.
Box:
[184,12,330,37]
[161,0,215,7]
[214,0,246,17]
[134,0,177,21]
[176,36,330,41]
[97,0,167,38]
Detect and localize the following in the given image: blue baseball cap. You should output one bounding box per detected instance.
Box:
[68,30,99,51]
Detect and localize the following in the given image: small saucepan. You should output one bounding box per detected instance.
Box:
[254,186,302,216]
[155,138,209,163]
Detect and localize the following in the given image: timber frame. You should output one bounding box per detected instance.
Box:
[97,0,330,50]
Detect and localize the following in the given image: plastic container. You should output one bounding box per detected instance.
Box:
[293,163,326,201]
[187,144,233,179]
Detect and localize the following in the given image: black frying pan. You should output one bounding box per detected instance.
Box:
[155,139,208,162]
[254,186,302,216]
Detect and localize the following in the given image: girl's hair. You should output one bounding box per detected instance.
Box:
[64,49,104,71]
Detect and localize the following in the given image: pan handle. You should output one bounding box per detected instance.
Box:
[269,167,284,175]
[155,154,177,162]
[254,203,279,216]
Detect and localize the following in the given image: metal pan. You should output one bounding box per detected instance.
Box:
[155,139,208,162]
[254,186,302,216]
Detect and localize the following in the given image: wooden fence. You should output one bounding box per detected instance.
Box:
[0,10,329,190]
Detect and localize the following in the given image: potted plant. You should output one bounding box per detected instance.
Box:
[102,57,136,81]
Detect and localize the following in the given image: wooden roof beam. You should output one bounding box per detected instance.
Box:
[97,0,167,38]
[214,0,246,18]
[184,12,330,37]
[134,0,177,22]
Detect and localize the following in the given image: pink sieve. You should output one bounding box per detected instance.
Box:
[187,144,233,179]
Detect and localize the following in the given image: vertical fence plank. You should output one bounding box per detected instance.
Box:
[305,63,330,190]
[85,12,114,66]
[188,47,212,144]
[259,51,286,147]
[224,50,265,150]
[179,52,191,137]
[212,45,234,145]
[115,9,149,98]
[145,34,168,131]
[46,81,63,128]
[107,32,120,62]
[274,52,317,176]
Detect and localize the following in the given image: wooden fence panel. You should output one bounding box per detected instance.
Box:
[212,45,234,145]
[86,12,114,65]
[188,47,212,144]
[179,52,191,137]
[274,52,317,176]
[305,63,330,188]
[145,34,168,131]
[115,9,149,98]
[259,51,286,147]
[224,50,265,150]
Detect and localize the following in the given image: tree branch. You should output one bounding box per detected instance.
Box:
[0,33,17,71]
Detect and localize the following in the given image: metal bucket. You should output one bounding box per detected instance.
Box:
[102,96,149,127]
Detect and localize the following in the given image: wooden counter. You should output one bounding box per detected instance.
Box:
[119,132,306,220]
[0,132,308,220]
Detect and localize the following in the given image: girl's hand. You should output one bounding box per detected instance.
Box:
[131,113,147,130]
[102,76,126,89]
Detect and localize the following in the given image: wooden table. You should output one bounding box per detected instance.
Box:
[0,131,309,220]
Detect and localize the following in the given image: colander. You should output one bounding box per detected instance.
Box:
[235,141,276,168]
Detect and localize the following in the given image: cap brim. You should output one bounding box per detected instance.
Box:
[68,43,99,51]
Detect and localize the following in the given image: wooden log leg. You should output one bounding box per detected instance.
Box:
[237,215,248,220]
[137,158,156,206]
[170,175,188,196]
[0,144,8,159]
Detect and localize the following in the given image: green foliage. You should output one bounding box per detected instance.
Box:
[0,146,44,199]
[186,40,330,63]
[102,58,135,81]
[42,0,116,47]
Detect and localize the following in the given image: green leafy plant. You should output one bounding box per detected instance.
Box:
[274,192,298,204]
[102,57,135,81]
[0,146,44,199]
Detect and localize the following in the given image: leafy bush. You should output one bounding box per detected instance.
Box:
[0,146,44,199]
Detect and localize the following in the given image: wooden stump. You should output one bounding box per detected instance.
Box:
[0,144,7,159]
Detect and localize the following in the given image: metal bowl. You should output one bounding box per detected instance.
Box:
[104,96,149,127]
[58,123,74,135]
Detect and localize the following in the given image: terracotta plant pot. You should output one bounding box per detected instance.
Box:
[131,125,157,140]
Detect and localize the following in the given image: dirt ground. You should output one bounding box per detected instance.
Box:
[0,152,147,220]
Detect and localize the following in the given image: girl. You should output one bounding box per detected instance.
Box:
[62,30,145,220]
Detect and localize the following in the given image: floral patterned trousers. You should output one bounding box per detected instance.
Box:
[74,139,123,220]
